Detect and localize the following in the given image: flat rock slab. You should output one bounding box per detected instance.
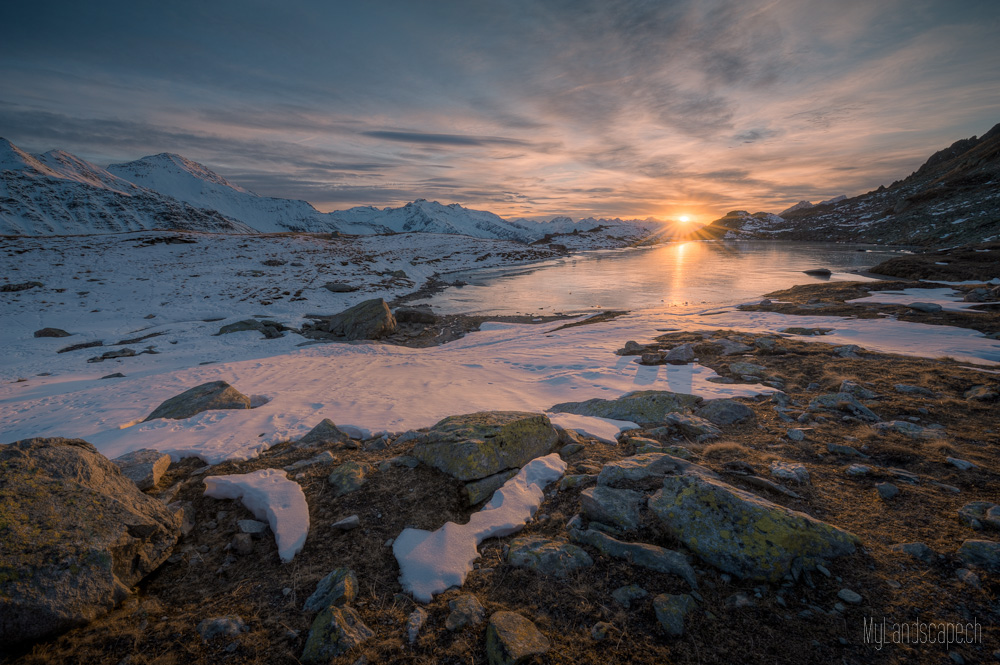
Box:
[507,536,593,578]
[570,528,696,588]
[695,399,755,426]
[487,611,550,665]
[144,380,250,421]
[112,448,171,490]
[412,411,557,482]
[580,485,645,530]
[0,438,180,646]
[549,390,702,424]
[649,472,858,581]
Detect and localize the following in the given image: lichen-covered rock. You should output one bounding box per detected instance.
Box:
[112,448,171,490]
[653,594,696,637]
[327,461,373,497]
[321,298,396,340]
[728,362,767,377]
[507,536,594,578]
[411,412,557,482]
[465,469,519,505]
[303,568,358,612]
[580,485,645,530]
[295,418,351,448]
[301,605,374,663]
[597,452,682,488]
[445,593,485,631]
[0,438,180,646]
[143,380,250,421]
[487,611,550,665]
[549,390,702,424]
[662,412,721,441]
[648,472,858,581]
[570,528,696,587]
[695,399,755,426]
[807,392,879,422]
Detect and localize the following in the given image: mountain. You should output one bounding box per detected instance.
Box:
[778,196,846,216]
[705,123,1000,246]
[0,139,253,235]
[330,199,540,241]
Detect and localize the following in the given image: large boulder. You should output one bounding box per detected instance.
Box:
[143,380,250,422]
[411,412,557,481]
[322,298,396,340]
[548,391,702,424]
[648,472,858,581]
[0,438,180,646]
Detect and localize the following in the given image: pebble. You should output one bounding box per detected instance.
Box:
[332,515,361,531]
[837,588,862,605]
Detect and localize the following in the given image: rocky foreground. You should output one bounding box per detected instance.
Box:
[2,326,999,665]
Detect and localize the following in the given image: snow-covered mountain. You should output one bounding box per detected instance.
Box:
[330,199,539,241]
[0,139,253,235]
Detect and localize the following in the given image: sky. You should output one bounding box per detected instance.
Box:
[1,0,998,222]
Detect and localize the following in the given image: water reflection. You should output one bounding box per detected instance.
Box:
[420,241,902,316]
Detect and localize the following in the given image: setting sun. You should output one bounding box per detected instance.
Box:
[678,215,691,223]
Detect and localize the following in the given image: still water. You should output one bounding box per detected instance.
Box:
[419,241,905,315]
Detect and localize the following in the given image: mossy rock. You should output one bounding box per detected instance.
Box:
[143,380,250,421]
[649,472,858,581]
[549,390,702,424]
[327,461,373,497]
[412,411,557,482]
[301,605,373,662]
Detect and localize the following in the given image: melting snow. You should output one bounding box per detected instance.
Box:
[547,412,639,444]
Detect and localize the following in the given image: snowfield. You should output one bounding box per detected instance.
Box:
[2,232,999,465]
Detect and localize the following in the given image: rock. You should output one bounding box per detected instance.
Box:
[580,485,645,530]
[832,345,862,359]
[34,327,70,338]
[958,502,996,530]
[143,380,250,421]
[828,443,868,458]
[170,501,195,536]
[648,472,858,581]
[0,438,180,646]
[507,536,593,578]
[894,384,935,396]
[217,318,284,339]
[559,473,597,490]
[611,584,649,609]
[465,469,519,505]
[100,372,125,379]
[486,611,550,665]
[296,419,351,448]
[956,568,981,589]
[411,411,557,482]
[964,385,999,402]
[87,348,137,363]
[617,340,645,356]
[958,540,1000,572]
[597,452,685,488]
[807,392,879,422]
[0,280,43,292]
[284,450,338,472]
[701,339,753,355]
[754,337,779,353]
[591,621,613,640]
[238,519,268,534]
[803,268,832,276]
[695,399,755,426]
[846,465,871,477]
[332,515,360,531]
[445,594,486,631]
[663,343,695,364]
[321,298,396,340]
[653,593,696,637]
[876,421,943,439]
[784,428,806,442]
[394,305,437,324]
[876,483,900,500]
[639,351,665,365]
[837,589,862,605]
[839,380,877,399]
[323,282,358,293]
[301,606,374,663]
[947,457,977,471]
[891,542,935,564]
[198,615,246,640]
[231,533,254,555]
[112,448,171,490]
[906,302,943,313]
[770,461,809,484]
[303,568,358,612]
[662,412,721,441]
[728,362,767,377]
[549,390,702,424]
[327,461,373,497]
[406,607,427,644]
[559,443,585,458]
[570,528,696,587]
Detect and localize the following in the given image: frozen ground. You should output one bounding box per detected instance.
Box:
[2,232,998,464]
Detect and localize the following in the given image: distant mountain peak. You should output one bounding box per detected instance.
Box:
[109,153,251,194]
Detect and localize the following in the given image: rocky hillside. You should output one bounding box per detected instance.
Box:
[704,124,1000,247]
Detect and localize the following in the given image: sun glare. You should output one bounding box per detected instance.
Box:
[678,215,691,223]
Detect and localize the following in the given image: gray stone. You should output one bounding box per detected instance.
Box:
[695,399,755,426]
[570,528,696,587]
[649,472,858,581]
[486,611,550,665]
[947,457,977,471]
[322,282,358,293]
[507,536,593,578]
[706,339,753,355]
[144,381,250,421]
[828,443,868,458]
[238,519,267,534]
[877,483,900,500]
[465,469,519,505]
[729,362,767,377]
[808,392,879,422]
[218,318,284,339]
[0,438,180,646]
[846,465,871,477]
[412,411,557,482]
[662,412,721,440]
[839,380,877,399]
[580,485,645,530]
[446,594,486,631]
[876,420,944,439]
[231,533,254,555]
[770,461,809,484]
[406,607,427,644]
[906,302,943,313]
[591,621,613,641]
[894,384,935,396]
[965,385,999,402]
[34,327,70,338]
[328,461,373,497]
[956,568,981,589]
[663,343,695,364]
[331,515,360,531]
[611,584,649,609]
[321,298,396,340]
[958,540,1000,572]
[560,473,597,490]
[786,428,806,441]
[958,502,996,530]
[837,588,862,604]
[303,568,358,613]
[284,450,337,472]
[198,615,246,640]
[597,452,681,488]
[301,606,374,662]
[832,345,862,359]
[653,593,696,637]
[295,419,351,448]
[395,305,437,324]
[549,390,702,424]
[112,448,171,490]
[891,542,935,564]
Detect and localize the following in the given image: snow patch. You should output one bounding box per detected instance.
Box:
[547,412,639,444]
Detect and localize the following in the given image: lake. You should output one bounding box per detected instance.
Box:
[418,240,905,315]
